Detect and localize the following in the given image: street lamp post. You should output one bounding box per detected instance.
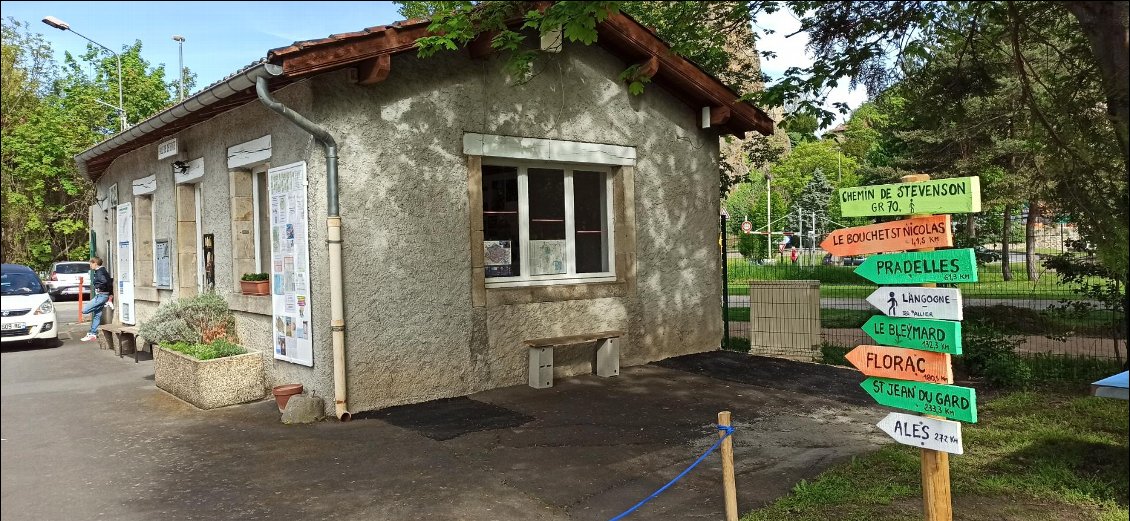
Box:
[42,16,127,131]
[172,35,185,101]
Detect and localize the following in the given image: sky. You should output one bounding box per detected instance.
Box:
[1,1,864,127]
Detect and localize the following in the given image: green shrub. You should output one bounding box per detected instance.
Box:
[139,291,239,346]
[240,272,269,281]
[162,339,247,360]
[961,321,1032,388]
[818,342,852,366]
[723,336,751,353]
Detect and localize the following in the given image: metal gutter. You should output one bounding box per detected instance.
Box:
[75,61,285,180]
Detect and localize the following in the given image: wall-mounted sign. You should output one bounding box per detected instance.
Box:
[820,215,952,256]
[839,176,981,217]
[877,412,964,455]
[866,287,963,321]
[861,377,978,423]
[116,203,135,325]
[862,315,962,354]
[854,249,978,285]
[157,138,178,160]
[268,161,313,367]
[154,239,172,289]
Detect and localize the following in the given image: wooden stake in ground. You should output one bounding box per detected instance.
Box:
[718,411,738,521]
[901,173,953,521]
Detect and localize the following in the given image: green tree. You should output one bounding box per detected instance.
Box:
[725,180,787,260]
[2,21,186,268]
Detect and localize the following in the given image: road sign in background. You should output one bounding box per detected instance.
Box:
[846,345,953,384]
[862,377,978,423]
[866,286,963,321]
[839,176,981,217]
[821,215,953,256]
[854,248,978,285]
[862,315,962,354]
[877,412,964,455]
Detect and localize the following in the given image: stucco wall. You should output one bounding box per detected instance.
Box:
[91,42,724,414]
[89,83,335,400]
[311,43,722,411]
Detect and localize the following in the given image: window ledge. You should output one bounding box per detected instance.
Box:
[133,286,160,302]
[486,275,617,289]
[226,293,273,316]
[485,278,626,306]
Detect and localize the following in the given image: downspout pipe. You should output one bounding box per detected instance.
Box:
[255,76,350,421]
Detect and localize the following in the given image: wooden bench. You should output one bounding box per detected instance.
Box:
[523,330,624,389]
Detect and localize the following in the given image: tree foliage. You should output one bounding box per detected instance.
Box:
[1,18,190,269]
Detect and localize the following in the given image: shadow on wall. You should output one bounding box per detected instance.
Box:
[308,42,721,409]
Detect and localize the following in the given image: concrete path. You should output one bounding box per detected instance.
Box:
[2,338,889,520]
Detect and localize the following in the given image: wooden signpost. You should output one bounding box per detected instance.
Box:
[854,248,978,285]
[867,287,963,321]
[846,345,953,384]
[839,176,981,217]
[861,377,978,423]
[862,316,962,355]
[877,412,964,455]
[820,215,953,256]
[830,173,981,521]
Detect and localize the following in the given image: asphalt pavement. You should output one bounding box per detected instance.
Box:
[2,336,890,520]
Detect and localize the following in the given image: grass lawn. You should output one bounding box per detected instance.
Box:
[741,389,1130,521]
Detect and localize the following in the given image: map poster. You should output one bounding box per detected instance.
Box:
[268,161,313,367]
[529,240,566,275]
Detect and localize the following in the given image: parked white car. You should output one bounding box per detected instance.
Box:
[46,260,92,299]
[1,263,58,344]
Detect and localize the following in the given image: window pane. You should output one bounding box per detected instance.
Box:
[573,170,608,273]
[483,165,519,278]
[527,168,566,275]
[256,172,271,273]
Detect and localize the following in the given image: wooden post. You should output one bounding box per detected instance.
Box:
[718,411,738,521]
[902,173,953,521]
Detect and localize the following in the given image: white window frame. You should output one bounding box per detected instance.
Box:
[483,159,616,289]
[251,164,269,273]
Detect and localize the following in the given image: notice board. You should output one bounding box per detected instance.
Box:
[268,161,313,366]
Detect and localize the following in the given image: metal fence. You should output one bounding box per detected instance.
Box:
[721,219,1127,380]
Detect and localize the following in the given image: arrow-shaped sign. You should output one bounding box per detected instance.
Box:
[866,287,963,321]
[862,316,962,354]
[854,249,978,285]
[839,176,981,217]
[862,377,978,423]
[877,412,964,455]
[846,345,953,384]
[821,215,953,257]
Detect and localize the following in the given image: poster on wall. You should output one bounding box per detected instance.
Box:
[268,161,313,367]
[115,203,135,325]
[154,239,172,289]
[484,240,512,277]
[529,239,566,275]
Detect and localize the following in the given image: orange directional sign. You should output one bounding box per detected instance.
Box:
[845,345,953,384]
[820,215,953,257]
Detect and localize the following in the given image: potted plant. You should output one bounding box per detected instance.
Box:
[139,292,265,409]
[240,272,270,296]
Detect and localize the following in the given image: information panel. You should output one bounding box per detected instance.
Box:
[116,202,135,325]
[268,161,313,367]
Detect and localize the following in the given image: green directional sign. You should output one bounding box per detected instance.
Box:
[862,316,962,355]
[839,176,981,217]
[862,377,978,423]
[855,249,978,285]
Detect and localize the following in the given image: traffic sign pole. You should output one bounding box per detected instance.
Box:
[903,174,953,521]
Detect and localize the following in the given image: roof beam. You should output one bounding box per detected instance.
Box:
[355,54,391,85]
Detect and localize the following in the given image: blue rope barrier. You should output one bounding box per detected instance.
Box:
[608,424,736,521]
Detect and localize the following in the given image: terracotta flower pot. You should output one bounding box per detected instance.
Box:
[272,383,303,412]
[240,280,270,296]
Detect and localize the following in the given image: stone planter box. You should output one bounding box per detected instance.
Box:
[154,346,265,409]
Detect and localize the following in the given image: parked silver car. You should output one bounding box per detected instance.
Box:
[46,261,92,299]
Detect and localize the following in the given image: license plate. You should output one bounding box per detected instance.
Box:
[1,322,26,330]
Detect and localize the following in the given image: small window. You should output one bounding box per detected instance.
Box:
[482,162,614,286]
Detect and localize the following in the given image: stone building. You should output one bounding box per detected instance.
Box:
[77,13,773,417]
